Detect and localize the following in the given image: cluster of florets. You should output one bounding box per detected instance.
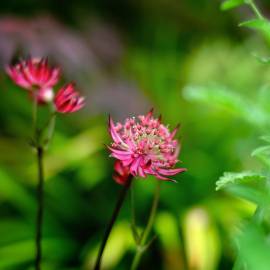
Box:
[109,109,186,183]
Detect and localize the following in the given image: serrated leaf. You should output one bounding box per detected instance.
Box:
[221,0,246,10]
[216,171,266,191]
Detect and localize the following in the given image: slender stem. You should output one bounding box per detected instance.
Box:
[32,95,38,141]
[131,181,161,270]
[248,0,264,20]
[31,95,56,270]
[140,182,161,244]
[43,112,56,149]
[130,182,138,235]
[35,146,45,270]
[130,182,136,227]
[131,247,143,270]
[93,176,133,270]
[130,182,140,244]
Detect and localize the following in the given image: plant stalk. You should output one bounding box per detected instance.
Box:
[93,175,133,270]
[131,181,161,270]
[248,0,264,19]
[35,146,45,270]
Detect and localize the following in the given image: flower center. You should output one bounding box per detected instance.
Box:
[115,117,176,164]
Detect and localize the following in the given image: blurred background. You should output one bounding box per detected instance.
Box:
[1,0,270,269]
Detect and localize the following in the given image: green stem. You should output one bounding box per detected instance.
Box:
[32,95,38,140]
[131,249,143,270]
[35,146,44,270]
[130,182,136,228]
[93,176,133,270]
[31,95,44,270]
[43,112,56,149]
[248,0,264,20]
[131,181,161,270]
[31,97,55,270]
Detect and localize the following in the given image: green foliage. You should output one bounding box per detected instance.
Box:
[209,3,270,269]
[2,0,270,269]
[216,171,269,208]
[239,19,270,30]
[240,19,270,43]
[183,85,268,127]
[236,223,270,270]
[221,0,246,11]
[252,145,270,167]
[251,135,270,167]
[216,171,266,191]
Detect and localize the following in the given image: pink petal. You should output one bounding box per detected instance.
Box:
[170,124,180,139]
[122,158,133,167]
[108,116,125,145]
[158,167,187,176]
[130,157,143,175]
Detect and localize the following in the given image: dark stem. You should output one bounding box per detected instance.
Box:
[35,146,44,270]
[93,175,133,270]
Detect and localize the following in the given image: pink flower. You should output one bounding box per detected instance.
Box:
[113,160,131,185]
[6,57,60,91]
[108,109,186,182]
[54,83,85,113]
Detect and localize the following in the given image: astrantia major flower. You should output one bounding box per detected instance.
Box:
[6,57,85,113]
[6,57,60,103]
[6,57,60,91]
[54,83,85,113]
[109,109,186,182]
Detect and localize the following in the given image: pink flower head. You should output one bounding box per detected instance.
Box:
[108,109,186,182]
[54,83,85,113]
[6,57,60,92]
[113,160,131,185]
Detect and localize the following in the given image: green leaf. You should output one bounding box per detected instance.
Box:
[216,171,266,191]
[227,185,270,206]
[236,223,270,270]
[239,19,270,42]
[221,0,246,10]
[239,19,270,31]
[251,145,270,167]
[239,19,270,44]
[182,85,268,127]
[259,135,270,143]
